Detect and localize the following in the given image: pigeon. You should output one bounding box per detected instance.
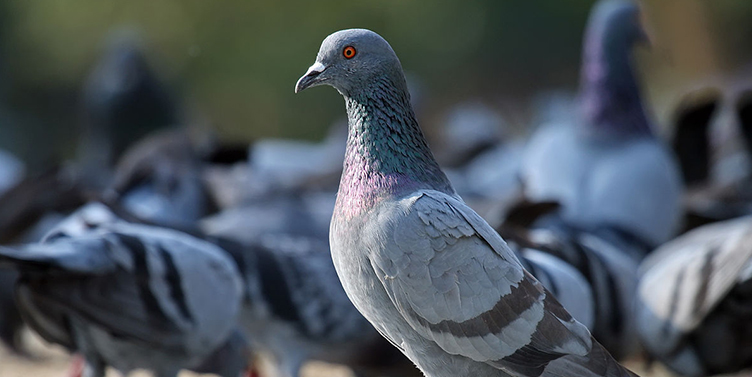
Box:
[676,86,752,230]
[636,216,752,376]
[513,244,596,331]
[519,0,682,250]
[295,28,638,377]
[79,30,179,190]
[0,205,247,377]
[672,88,722,187]
[105,128,219,228]
[214,233,418,377]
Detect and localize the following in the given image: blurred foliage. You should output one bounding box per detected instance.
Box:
[0,0,750,170]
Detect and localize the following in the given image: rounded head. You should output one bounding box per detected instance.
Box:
[586,0,647,51]
[295,28,405,95]
[86,32,151,101]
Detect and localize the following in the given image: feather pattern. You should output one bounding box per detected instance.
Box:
[1,217,245,377]
[300,27,639,377]
[519,0,682,248]
[636,216,752,376]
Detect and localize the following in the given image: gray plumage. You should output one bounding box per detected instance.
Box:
[200,191,334,243]
[296,28,637,377]
[636,216,752,376]
[519,0,682,249]
[106,128,218,228]
[517,249,595,331]
[217,233,416,377]
[500,223,641,359]
[0,204,246,377]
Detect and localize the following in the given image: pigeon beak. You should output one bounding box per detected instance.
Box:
[295,62,327,93]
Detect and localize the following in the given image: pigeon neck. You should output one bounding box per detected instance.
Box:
[337,76,453,218]
[578,33,651,138]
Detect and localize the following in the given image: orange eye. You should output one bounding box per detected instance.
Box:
[343,46,356,59]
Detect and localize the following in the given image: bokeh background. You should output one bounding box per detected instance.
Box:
[0,1,750,377]
[1,0,750,172]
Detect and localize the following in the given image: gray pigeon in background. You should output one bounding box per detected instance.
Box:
[498,220,642,360]
[509,0,678,359]
[519,0,682,250]
[295,28,637,377]
[105,128,219,228]
[636,216,752,377]
[212,233,418,377]
[0,203,247,377]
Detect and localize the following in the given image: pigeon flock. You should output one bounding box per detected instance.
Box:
[0,0,750,377]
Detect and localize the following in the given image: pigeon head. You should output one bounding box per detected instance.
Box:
[579,0,652,136]
[295,29,407,96]
[586,0,647,54]
[296,29,453,216]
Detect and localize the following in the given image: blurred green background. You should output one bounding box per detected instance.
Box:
[0,0,750,171]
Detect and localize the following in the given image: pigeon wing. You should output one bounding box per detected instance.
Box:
[371,190,595,375]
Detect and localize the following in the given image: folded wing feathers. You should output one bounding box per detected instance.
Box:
[384,190,604,373]
[639,216,752,332]
[9,222,242,352]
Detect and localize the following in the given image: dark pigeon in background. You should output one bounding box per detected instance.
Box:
[211,233,419,377]
[79,30,179,190]
[672,88,722,187]
[105,128,220,228]
[674,80,752,230]
[296,28,638,377]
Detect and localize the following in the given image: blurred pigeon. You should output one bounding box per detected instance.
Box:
[79,31,179,190]
[0,166,88,245]
[678,87,752,231]
[498,221,641,360]
[436,101,507,168]
[0,209,246,377]
[636,216,752,376]
[215,233,418,377]
[200,190,334,243]
[296,28,637,377]
[105,128,219,228]
[248,123,346,196]
[520,0,682,249]
[513,244,596,331]
[0,166,88,354]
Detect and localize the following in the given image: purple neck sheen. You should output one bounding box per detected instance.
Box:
[336,75,453,218]
[578,14,652,138]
